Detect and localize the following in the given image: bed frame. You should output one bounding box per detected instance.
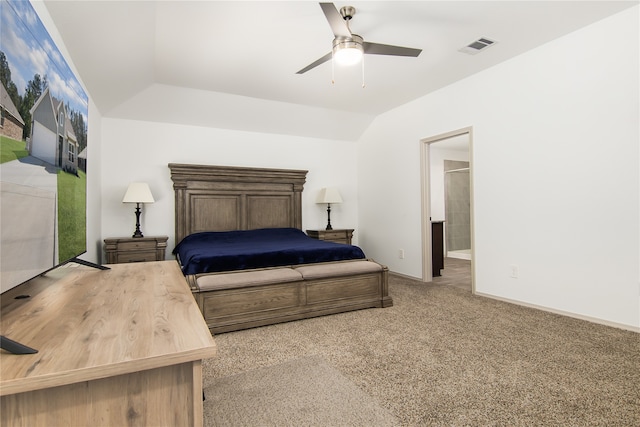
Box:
[169,163,392,334]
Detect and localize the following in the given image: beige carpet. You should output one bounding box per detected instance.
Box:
[203,268,640,426]
[204,355,399,427]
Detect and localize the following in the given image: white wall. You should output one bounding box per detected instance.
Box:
[358,7,639,329]
[100,119,360,260]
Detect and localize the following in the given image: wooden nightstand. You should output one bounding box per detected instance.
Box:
[104,236,168,264]
[306,229,354,245]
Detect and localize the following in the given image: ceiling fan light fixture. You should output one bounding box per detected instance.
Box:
[332,35,363,66]
[296,3,421,75]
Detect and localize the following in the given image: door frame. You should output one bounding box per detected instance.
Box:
[420,126,475,292]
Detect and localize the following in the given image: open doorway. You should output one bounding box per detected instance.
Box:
[420,127,475,292]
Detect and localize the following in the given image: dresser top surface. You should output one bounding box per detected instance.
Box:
[1,260,215,395]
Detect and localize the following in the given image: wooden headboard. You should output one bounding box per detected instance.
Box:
[169,164,308,243]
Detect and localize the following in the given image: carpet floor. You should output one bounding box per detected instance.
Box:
[202,264,639,426]
[204,355,399,427]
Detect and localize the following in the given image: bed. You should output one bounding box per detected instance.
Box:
[169,163,392,334]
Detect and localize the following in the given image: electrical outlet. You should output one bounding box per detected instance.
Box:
[510,265,519,278]
[398,249,405,259]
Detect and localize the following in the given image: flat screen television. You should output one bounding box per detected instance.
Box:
[0,0,101,353]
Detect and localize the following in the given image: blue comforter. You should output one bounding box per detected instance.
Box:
[173,228,366,275]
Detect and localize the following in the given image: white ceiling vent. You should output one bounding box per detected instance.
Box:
[459,37,497,55]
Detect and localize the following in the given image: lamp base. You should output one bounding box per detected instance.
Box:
[132,203,144,238]
[325,203,333,230]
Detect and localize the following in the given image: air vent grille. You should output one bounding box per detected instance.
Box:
[459,37,497,55]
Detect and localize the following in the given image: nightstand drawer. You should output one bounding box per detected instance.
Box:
[118,240,157,251]
[306,229,354,245]
[323,231,347,240]
[116,251,157,263]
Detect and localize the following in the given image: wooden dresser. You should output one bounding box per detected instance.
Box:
[306,229,354,244]
[104,235,168,264]
[0,260,216,427]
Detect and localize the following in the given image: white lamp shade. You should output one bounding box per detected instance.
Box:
[316,187,343,204]
[122,182,155,203]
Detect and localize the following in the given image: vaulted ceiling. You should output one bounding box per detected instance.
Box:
[43,1,636,140]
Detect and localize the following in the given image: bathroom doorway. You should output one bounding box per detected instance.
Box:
[420,127,475,291]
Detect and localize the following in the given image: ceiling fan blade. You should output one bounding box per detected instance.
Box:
[363,42,422,57]
[296,52,332,74]
[319,3,351,38]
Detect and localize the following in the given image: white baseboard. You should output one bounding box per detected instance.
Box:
[388,270,639,333]
[388,271,422,281]
[475,292,640,333]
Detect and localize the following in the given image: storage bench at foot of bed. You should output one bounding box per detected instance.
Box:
[190,260,392,334]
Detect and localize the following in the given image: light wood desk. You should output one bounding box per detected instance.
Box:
[0,260,216,426]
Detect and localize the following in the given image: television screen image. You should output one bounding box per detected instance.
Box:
[1,0,88,294]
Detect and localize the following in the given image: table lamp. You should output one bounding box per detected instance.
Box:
[122,182,155,238]
[316,187,342,230]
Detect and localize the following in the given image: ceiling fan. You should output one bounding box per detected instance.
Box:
[296,2,422,75]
